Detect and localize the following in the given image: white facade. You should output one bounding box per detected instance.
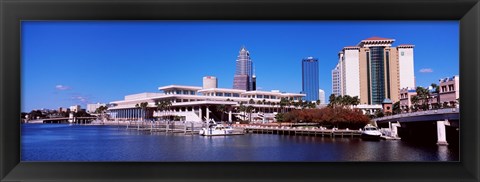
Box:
[318,89,325,104]
[332,57,342,96]
[203,76,218,89]
[108,84,305,122]
[398,45,416,89]
[341,48,360,97]
[69,105,81,113]
[87,103,106,113]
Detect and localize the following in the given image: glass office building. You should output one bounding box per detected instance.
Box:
[302,57,319,101]
[233,46,254,91]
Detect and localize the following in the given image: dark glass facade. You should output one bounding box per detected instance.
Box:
[369,46,385,105]
[302,57,319,101]
[233,47,253,90]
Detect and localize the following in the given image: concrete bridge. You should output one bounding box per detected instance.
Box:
[27,117,98,124]
[373,108,459,146]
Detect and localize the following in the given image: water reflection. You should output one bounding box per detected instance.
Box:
[21,124,459,162]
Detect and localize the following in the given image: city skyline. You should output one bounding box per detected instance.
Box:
[22,21,459,112]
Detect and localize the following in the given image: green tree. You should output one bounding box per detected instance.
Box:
[95,105,109,123]
[238,103,246,121]
[392,101,401,115]
[411,95,420,111]
[135,102,149,121]
[416,86,430,110]
[431,83,440,109]
[216,104,226,122]
[275,113,284,122]
[328,94,337,107]
[279,98,289,113]
[246,105,254,123]
[156,100,172,121]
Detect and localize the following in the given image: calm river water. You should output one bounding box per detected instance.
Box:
[21,124,459,161]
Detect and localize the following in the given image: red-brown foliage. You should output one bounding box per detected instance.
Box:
[282,107,371,129]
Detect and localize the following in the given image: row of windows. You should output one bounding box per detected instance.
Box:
[165,90,302,100]
[165,90,196,95]
[441,84,456,92]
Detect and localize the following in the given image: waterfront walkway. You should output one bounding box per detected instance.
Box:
[73,120,363,138]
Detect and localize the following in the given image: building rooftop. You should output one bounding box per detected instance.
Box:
[439,75,459,83]
[382,98,393,104]
[358,37,395,47]
[364,36,394,41]
[158,85,203,91]
[397,44,415,48]
[197,88,246,93]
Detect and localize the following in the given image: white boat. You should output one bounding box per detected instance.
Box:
[199,119,237,136]
[361,124,382,140]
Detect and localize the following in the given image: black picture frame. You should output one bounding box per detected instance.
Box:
[1,0,479,181]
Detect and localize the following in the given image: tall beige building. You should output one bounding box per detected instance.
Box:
[332,37,415,105]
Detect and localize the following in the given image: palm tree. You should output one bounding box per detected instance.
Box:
[95,105,108,124]
[238,103,246,121]
[135,102,149,121]
[261,99,267,114]
[431,83,440,109]
[246,105,254,123]
[392,101,401,115]
[156,100,172,122]
[279,98,288,113]
[328,94,336,107]
[411,95,420,111]
[216,104,226,122]
[416,86,430,110]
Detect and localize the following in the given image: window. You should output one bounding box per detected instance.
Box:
[175,90,181,94]
[401,52,404,56]
[225,93,232,97]
[448,85,454,91]
[233,93,240,97]
[216,93,223,96]
[257,95,263,98]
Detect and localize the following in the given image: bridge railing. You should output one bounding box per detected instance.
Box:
[373,108,460,121]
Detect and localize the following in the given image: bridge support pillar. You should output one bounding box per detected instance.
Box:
[436,120,449,146]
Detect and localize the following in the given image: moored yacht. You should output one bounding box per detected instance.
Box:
[361,124,382,140]
[199,119,240,136]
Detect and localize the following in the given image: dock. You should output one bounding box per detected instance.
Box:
[236,125,362,138]
[101,120,246,135]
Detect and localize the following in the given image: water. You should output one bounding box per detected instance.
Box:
[21,124,459,162]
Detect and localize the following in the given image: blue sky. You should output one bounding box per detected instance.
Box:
[21,21,459,112]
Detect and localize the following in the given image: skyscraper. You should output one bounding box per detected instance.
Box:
[332,61,342,96]
[302,57,319,101]
[318,89,326,104]
[233,46,254,91]
[332,37,415,105]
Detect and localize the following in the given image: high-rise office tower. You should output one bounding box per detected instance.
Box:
[332,60,342,96]
[252,75,257,91]
[332,37,415,105]
[233,46,254,90]
[302,57,319,101]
